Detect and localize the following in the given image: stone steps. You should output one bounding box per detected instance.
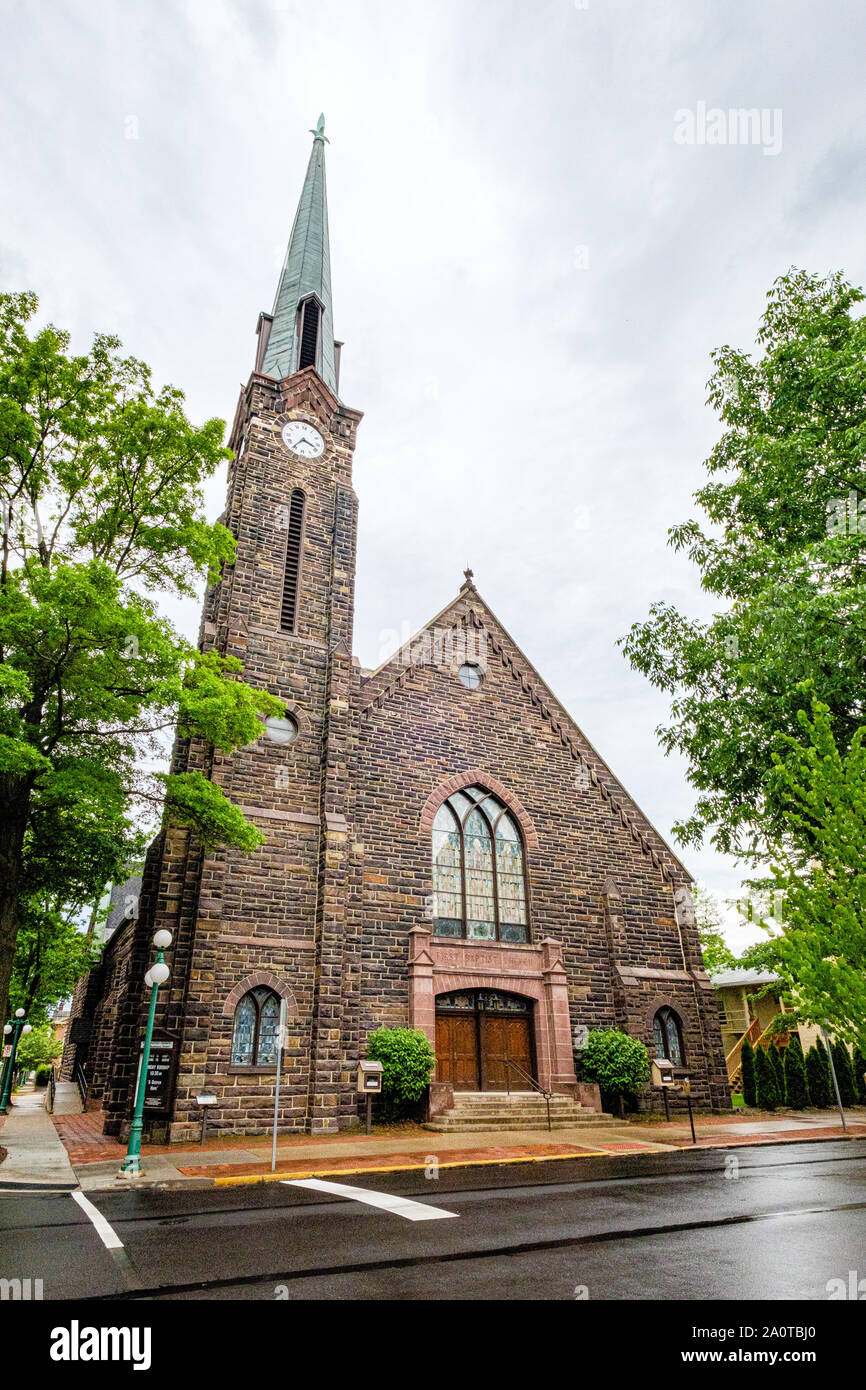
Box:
[424,1092,618,1133]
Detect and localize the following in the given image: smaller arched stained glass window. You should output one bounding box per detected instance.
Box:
[232,987,282,1066]
[653,1007,684,1066]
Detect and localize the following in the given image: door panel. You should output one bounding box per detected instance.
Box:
[480,1014,533,1091]
[435,1014,479,1091]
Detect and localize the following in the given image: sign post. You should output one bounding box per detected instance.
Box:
[271,998,288,1173]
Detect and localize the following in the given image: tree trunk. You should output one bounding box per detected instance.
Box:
[0,777,32,1028]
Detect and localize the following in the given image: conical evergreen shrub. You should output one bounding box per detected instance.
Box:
[852,1043,866,1105]
[768,1042,786,1104]
[806,1043,831,1108]
[755,1045,780,1110]
[783,1037,809,1109]
[831,1041,857,1106]
[740,1039,757,1107]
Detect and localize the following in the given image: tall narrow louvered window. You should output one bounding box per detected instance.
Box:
[281,489,306,633]
[298,298,321,371]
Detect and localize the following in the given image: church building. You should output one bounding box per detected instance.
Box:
[64,118,729,1139]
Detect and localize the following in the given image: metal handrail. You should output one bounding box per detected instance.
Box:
[74,1060,88,1108]
[46,1066,57,1114]
[504,1059,552,1132]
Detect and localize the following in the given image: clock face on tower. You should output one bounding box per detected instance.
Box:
[282,420,325,459]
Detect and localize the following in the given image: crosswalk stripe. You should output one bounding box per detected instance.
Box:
[283,1177,459,1221]
[71,1189,124,1249]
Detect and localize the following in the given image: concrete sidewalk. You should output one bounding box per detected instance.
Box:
[4,1095,864,1193]
[54,1105,866,1193]
[0,1087,77,1190]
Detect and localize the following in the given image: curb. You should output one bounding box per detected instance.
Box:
[70,1129,865,1193]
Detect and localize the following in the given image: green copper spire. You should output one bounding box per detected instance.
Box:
[261,114,337,393]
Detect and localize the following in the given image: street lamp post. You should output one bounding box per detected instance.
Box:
[0,1009,33,1113]
[119,930,172,1177]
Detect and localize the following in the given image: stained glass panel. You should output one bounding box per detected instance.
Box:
[256,991,280,1065]
[665,1013,683,1066]
[653,1015,666,1058]
[231,995,255,1065]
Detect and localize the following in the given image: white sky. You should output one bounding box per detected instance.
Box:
[2,0,864,950]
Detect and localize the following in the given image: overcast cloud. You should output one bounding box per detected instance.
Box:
[2,0,864,949]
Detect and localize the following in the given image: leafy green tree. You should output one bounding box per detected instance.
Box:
[366,1028,436,1109]
[754,1045,780,1110]
[806,1043,832,1108]
[750,701,866,1048]
[783,1035,809,1109]
[831,1041,857,1107]
[0,292,284,1025]
[740,1039,757,1107]
[620,270,866,864]
[581,1028,651,1116]
[9,894,102,1024]
[15,1022,62,1070]
[693,883,737,976]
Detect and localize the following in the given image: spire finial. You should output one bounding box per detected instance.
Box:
[310,113,329,144]
[462,566,475,588]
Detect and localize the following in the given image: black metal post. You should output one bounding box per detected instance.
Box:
[686,1092,696,1144]
[366,1094,372,1135]
[663,1086,670,1122]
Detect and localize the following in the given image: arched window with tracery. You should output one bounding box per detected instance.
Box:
[231,987,281,1066]
[432,784,528,942]
[653,1006,685,1066]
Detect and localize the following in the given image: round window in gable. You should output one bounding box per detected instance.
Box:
[263,713,298,745]
[458,663,483,691]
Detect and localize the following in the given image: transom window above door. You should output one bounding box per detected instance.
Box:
[432,784,529,943]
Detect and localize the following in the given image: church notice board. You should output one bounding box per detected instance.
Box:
[138,1032,179,1115]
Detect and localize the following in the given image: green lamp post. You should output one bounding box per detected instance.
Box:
[0,1010,33,1113]
[119,929,172,1177]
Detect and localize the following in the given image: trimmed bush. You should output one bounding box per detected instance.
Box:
[831,1041,857,1107]
[755,1045,780,1110]
[740,1040,757,1107]
[366,1028,436,1111]
[33,1066,52,1088]
[768,1042,786,1104]
[581,1028,650,1115]
[806,1043,832,1108]
[852,1043,866,1105]
[783,1039,809,1109]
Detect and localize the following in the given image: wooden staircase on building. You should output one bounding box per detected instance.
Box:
[424,1092,618,1133]
[726,1018,790,1091]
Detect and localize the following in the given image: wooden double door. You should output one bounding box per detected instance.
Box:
[435,989,535,1092]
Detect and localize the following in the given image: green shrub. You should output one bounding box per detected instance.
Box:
[33,1065,52,1088]
[806,1043,831,1107]
[831,1041,857,1107]
[366,1028,436,1108]
[768,1042,786,1104]
[783,1040,809,1109]
[755,1045,780,1110]
[581,1029,650,1114]
[852,1043,866,1105]
[740,1040,757,1107]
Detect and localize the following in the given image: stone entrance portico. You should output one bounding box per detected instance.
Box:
[407,925,578,1095]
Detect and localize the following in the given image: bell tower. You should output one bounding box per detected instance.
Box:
[108,116,364,1140]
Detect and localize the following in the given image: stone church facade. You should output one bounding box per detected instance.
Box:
[64,118,729,1140]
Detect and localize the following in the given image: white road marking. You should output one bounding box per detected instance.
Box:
[284,1178,459,1221]
[71,1190,124,1249]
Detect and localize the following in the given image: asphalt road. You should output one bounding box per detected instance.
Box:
[1,1141,864,1301]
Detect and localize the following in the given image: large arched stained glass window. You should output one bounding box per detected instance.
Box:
[231,987,281,1066]
[653,1006,684,1066]
[432,785,529,943]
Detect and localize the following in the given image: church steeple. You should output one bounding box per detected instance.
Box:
[257,114,339,394]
